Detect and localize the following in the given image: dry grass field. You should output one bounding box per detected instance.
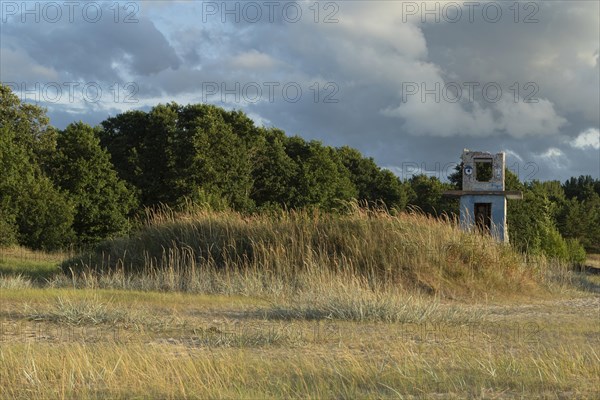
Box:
[1,209,599,399]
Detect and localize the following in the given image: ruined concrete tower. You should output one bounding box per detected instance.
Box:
[445,149,522,243]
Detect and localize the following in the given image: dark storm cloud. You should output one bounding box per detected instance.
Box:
[2,4,180,82]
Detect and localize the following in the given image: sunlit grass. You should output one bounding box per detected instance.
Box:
[1,337,598,399]
[1,208,598,399]
[586,253,600,269]
[0,256,61,281]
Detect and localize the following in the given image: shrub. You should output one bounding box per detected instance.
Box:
[565,238,586,266]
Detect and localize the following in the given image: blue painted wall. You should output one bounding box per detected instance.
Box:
[459,195,508,242]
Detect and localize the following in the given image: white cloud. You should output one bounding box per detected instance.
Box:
[383,97,498,137]
[535,147,569,169]
[570,128,600,150]
[541,148,563,158]
[384,95,566,139]
[230,50,279,70]
[503,149,523,163]
[495,98,567,138]
[0,47,59,81]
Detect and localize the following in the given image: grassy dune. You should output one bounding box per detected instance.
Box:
[1,208,599,399]
[62,207,542,300]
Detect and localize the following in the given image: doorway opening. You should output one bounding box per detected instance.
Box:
[474,203,492,234]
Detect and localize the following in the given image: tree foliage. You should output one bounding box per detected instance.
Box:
[406,174,457,216]
[47,122,136,245]
[337,146,408,210]
[0,85,74,250]
[99,104,405,213]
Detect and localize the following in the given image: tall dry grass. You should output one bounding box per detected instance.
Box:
[62,205,539,300]
[2,341,598,399]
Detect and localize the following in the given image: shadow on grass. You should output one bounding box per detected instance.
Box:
[571,272,600,293]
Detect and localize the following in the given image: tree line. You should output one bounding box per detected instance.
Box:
[1,84,598,261]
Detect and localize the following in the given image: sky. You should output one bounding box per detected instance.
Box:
[1,0,599,182]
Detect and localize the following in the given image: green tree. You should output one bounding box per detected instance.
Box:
[560,193,600,252]
[448,162,463,189]
[284,137,357,210]
[1,84,75,250]
[337,146,408,209]
[507,179,578,260]
[174,104,255,210]
[0,124,24,246]
[142,103,180,205]
[99,106,175,206]
[407,174,457,216]
[219,108,261,148]
[99,103,256,211]
[99,110,148,203]
[250,128,298,208]
[563,175,599,201]
[15,174,75,250]
[48,122,136,245]
[0,84,57,164]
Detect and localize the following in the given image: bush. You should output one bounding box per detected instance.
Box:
[539,225,569,262]
[15,176,75,250]
[565,238,586,266]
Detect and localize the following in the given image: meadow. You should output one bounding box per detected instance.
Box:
[1,208,599,399]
